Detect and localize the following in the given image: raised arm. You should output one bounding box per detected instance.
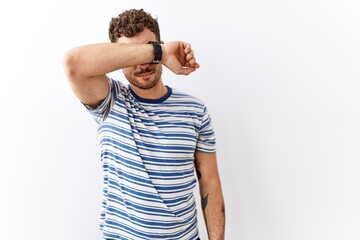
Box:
[62,41,199,108]
[194,151,225,239]
[62,43,154,108]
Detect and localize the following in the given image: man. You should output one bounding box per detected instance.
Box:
[63,9,225,240]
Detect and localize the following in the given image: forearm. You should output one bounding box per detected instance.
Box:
[63,43,153,77]
[200,178,226,240]
[194,151,225,239]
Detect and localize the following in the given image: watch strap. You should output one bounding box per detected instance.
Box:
[148,41,162,64]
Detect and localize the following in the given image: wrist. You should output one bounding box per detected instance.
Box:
[148,41,162,64]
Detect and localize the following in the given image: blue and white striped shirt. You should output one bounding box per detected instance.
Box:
[85,78,216,240]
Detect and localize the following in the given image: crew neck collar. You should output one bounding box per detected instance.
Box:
[128,85,172,103]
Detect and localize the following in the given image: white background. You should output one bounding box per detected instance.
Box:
[1,0,360,239]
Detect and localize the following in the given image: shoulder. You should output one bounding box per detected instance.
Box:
[107,77,130,96]
[108,77,124,88]
[169,88,206,109]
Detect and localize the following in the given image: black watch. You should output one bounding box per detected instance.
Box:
[148,41,162,64]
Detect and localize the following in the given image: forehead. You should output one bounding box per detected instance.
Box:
[116,28,157,44]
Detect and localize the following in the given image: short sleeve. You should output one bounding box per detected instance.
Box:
[196,106,216,153]
[83,77,115,123]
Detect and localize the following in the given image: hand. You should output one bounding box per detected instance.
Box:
[161,41,200,75]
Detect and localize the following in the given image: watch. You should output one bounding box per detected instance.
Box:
[148,41,162,64]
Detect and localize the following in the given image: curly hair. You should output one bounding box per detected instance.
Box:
[109,9,161,43]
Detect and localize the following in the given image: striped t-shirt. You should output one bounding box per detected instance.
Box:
[85,78,216,240]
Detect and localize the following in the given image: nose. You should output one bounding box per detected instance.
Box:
[137,63,150,69]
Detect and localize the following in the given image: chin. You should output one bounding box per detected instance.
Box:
[131,80,159,90]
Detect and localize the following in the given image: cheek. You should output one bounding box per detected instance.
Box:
[156,65,163,75]
[122,67,133,77]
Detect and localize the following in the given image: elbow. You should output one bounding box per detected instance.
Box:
[62,49,81,80]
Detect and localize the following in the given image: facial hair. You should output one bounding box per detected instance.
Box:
[125,65,163,90]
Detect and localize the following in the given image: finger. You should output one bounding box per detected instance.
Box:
[184,43,192,54]
[189,59,200,68]
[186,51,194,61]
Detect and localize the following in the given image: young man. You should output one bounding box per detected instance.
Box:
[63,9,225,240]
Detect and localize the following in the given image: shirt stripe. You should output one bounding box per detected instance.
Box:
[85,78,216,239]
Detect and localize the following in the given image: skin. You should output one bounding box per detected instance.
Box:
[63,29,199,107]
[63,28,225,239]
[195,151,226,239]
[116,29,166,100]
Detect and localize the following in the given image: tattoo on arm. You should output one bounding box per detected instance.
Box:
[221,203,226,217]
[194,159,201,180]
[201,193,209,211]
[221,203,226,234]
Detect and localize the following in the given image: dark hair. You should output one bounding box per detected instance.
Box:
[109,9,161,43]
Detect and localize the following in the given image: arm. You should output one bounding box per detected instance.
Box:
[62,43,154,108]
[194,151,225,240]
[62,42,199,108]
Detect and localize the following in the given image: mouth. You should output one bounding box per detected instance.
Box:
[136,71,153,78]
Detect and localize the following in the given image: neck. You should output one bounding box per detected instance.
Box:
[130,81,168,100]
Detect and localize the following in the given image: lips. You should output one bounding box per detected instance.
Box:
[136,71,153,78]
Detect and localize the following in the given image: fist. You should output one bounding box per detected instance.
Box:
[161,41,200,75]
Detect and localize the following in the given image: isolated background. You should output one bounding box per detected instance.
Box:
[1,0,360,239]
